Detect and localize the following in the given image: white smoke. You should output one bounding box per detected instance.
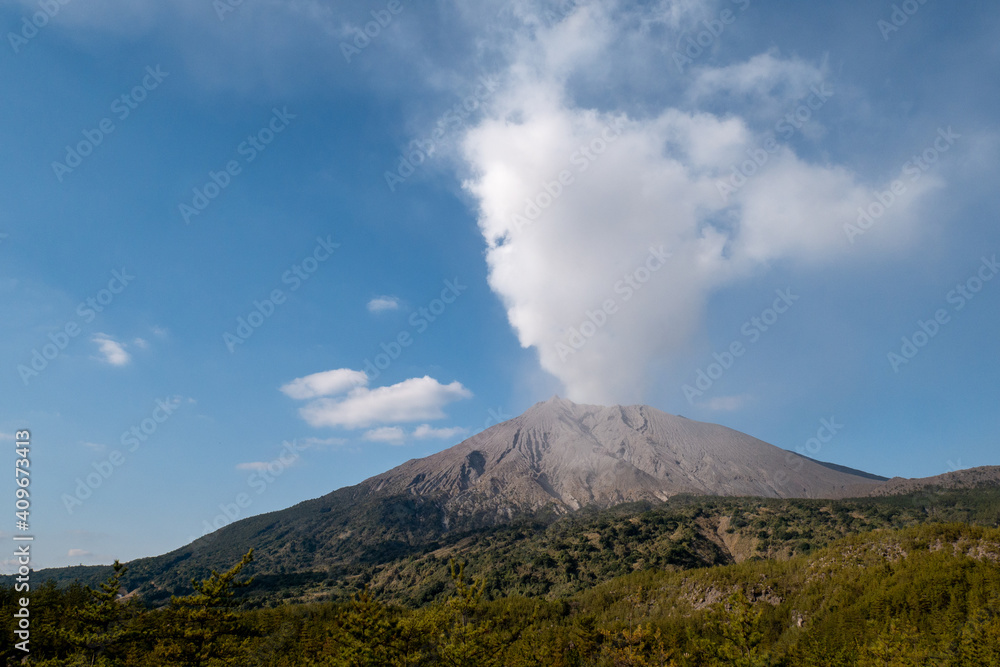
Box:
[460,0,938,404]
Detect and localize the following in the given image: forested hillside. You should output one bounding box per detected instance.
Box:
[4,523,1000,666]
[17,484,997,608]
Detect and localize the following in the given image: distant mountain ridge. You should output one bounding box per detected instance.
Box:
[869,465,1000,496]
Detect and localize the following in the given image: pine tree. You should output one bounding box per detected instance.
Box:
[149,549,256,666]
[712,590,770,667]
[432,560,503,667]
[324,587,400,666]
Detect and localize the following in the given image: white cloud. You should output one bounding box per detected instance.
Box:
[280,368,369,400]
[67,548,93,558]
[92,334,131,366]
[133,337,149,349]
[458,0,940,404]
[81,441,108,453]
[413,424,468,440]
[367,296,401,312]
[363,426,406,445]
[296,376,473,429]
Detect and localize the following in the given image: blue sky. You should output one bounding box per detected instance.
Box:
[2,0,998,571]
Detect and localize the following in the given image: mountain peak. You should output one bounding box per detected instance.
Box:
[363,399,886,523]
[536,394,573,407]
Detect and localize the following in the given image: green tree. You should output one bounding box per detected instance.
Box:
[711,590,770,667]
[431,560,503,667]
[66,559,135,666]
[952,607,1000,667]
[321,587,401,667]
[149,549,256,666]
[856,620,927,667]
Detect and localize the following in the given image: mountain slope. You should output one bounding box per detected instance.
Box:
[31,397,1000,604]
[359,397,884,525]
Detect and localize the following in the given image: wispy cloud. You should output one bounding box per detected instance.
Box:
[235,461,271,472]
[299,436,349,449]
[367,295,400,312]
[701,395,751,412]
[363,426,406,445]
[413,424,468,440]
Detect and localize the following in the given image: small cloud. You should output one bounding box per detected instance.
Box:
[413,424,468,440]
[280,368,368,400]
[92,334,130,366]
[81,441,107,453]
[67,548,92,558]
[151,325,168,337]
[235,462,270,472]
[702,395,751,411]
[367,295,400,313]
[300,436,348,449]
[133,337,149,349]
[363,426,406,445]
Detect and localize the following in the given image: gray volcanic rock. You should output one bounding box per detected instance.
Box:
[359,397,886,524]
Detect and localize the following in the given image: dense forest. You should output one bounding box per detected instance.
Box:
[3,523,1000,665]
[14,486,1000,608]
[4,488,1000,665]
